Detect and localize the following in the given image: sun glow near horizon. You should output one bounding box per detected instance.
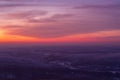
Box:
[0,0,120,45]
[0,30,5,36]
[0,29,120,44]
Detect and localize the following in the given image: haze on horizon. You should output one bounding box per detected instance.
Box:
[0,0,120,45]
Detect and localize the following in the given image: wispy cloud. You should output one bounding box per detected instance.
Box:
[5,10,48,19]
[29,14,73,23]
[0,25,23,30]
[0,3,30,8]
[0,0,39,8]
[2,20,120,38]
[74,4,120,9]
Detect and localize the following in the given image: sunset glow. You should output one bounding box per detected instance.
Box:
[0,0,120,45]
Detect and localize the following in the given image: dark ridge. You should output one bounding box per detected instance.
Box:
[0,57,120,80]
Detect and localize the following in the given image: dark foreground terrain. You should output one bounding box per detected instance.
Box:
[1,60,120,80]
[0,46,120,80]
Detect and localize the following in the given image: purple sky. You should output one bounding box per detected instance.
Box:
[0,0,120,44]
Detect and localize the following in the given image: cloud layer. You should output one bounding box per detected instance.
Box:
[0,0,120,43]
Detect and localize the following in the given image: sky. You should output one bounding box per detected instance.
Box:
[0,0,120,45]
